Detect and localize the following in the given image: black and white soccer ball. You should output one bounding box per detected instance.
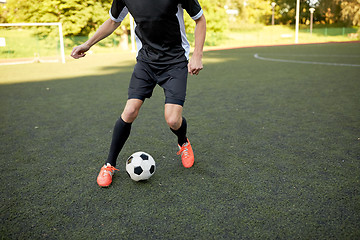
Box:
[126,152,156,181]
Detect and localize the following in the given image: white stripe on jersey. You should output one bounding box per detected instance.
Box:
[176,5,190,60]
[191,9,203,20]
[109,7,129,22]
[134,21,142,57]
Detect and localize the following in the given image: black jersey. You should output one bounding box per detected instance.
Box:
[109,0,203,64]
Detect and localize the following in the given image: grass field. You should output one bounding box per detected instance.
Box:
[214,26,359,50]
[1,42,360,239]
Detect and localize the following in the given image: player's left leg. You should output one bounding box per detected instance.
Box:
[165,104,194,168]
[164,103,183,136]
[158,60,194,168]
[97,99,144,187]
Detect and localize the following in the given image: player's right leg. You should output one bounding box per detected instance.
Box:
[97,99,143,187]
[97,61,156,187]
[121,98,144,123]
[107,99,144,166]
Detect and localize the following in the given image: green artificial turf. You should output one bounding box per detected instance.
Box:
[1,42,360,239]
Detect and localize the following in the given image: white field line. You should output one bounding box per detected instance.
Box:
[254,53,360,67]
[0,60,34,66]
[0,59,59,66]
[256,53,360,58]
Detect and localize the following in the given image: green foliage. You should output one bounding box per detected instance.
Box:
[3,0,112,36]
[2,0,359,41]
[244,0,272,24]
[3,0,228,37]
[340,0,360,27]
[184,0,228,46]
[199,0,228,33]
[183,0,228,35]
[2,0,228,46]
[268,0,359,27]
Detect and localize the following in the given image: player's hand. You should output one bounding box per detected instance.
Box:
[71,44,90,59]
[188,54,203,75]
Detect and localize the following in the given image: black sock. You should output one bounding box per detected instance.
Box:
[106,117,132,167]
[170,117,187,146]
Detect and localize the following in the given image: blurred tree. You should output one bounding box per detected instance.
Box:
[316,0,342,24]
[244,0,272,24]
[307,0,360,26]
[184,0,228,33]
[223,0,273,25]
[265,0,345,25]
[274,0,296,24]
[3,0,228,36]
[340,0,360,27]
[4,0,112,36]
[3,0,359,35]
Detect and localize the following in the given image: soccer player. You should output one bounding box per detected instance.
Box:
[71,0,206,187]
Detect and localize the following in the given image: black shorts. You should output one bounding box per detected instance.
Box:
[128,60,188,106]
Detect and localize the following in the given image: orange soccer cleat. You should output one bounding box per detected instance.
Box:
[97,163,119,187]
[177,139,194,168]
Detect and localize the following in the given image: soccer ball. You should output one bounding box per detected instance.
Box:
[126,152,156,181]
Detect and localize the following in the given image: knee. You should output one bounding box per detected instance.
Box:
[122,106,140,123]
[166,115,182,130]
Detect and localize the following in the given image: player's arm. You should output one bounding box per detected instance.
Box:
[71,19,121,59]
[188,14,206,75]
